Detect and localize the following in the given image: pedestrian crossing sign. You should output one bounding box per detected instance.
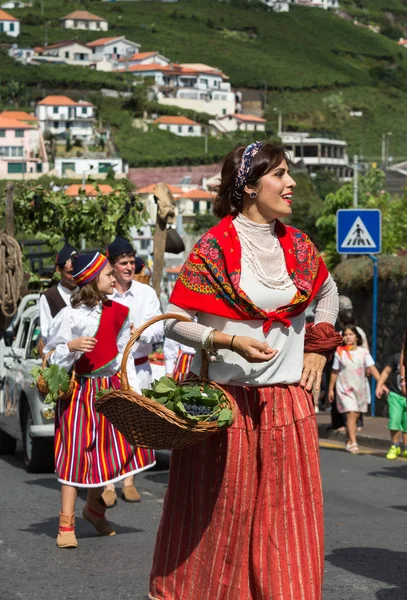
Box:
[336,209,381,254]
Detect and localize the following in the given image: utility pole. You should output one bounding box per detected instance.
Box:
[204,130,208,154]
[353,154,358,208]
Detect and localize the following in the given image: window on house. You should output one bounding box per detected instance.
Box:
[178,126,182,133]
[141,239,150,250]
[0,23,4,33]
[193,202,200,214]
[188,126,193,133]
[15,130,24,138]
[65,51,69,58]
[53,107,58,114]
[82,107,87,115]
[73,20,78,27]
[53,121,59,129]
[0,130,5,137]
[206,201,211,212]
[113,47,117,54]
[10,23,14,32]
[222,109,227,115]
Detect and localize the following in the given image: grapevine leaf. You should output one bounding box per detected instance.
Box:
[166,400,174,412]
[96,388,113,401]
[174,400,187,416]
[43,364,70,395]
[217,408,233,428]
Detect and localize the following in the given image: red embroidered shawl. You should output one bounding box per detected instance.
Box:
[170,215,328,333]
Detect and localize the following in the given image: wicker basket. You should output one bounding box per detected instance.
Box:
[95,313,237,450]
[133,267,151,285]
[36,350,76,401]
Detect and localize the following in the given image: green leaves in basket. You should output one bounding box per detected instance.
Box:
[95,388,114,401]
[143,376,232,428]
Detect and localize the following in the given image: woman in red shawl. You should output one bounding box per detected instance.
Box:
[149,142,342,600]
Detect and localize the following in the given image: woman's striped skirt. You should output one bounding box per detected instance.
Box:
[55,374,155,488]
[173,351,194,383]
[149,384,323,600]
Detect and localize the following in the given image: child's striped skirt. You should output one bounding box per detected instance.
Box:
[55,374,155,487]
[173,351,194,383]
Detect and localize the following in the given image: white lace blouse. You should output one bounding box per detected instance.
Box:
[43,303,141,393]
[165,214,339,386]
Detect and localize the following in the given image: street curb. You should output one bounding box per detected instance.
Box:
[318,424,390,451]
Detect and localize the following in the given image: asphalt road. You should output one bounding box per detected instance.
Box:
[0,442,406,600]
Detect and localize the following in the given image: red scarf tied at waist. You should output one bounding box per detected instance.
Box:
[171,215,329,334]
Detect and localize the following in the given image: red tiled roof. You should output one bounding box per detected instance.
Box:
[114,62,171,73]
[398,38,407,45]
[137,183,183,195]
[0,9,18,21]
[154,116,198,126]
[0,116,32,129]
[232,113,266,123]
[117,51,159,63]
[61,11,106,22]
[177,189,215,200]
[128,164,221,188]
[40,40,90,52]
[65,184,113,197]
[87,36,127,47]
[115,62,228,79]
[38,96,94,107]
[0,111,38,122]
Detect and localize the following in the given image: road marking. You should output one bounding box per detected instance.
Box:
[319,439,405,460]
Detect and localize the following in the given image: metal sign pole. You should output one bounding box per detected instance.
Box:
[369,255,378,416]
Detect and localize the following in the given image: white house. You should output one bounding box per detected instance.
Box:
[87,36,140,63]
[154,116,202,137]
[259,0,290,12]
[398,38,407,48]
[176,189,215,219]
[281,132,351,179]
[115,62,236,117]
[1,1,30,8]
[0,111,49,177]
[116,50,169,69]
[293,0,339,7]
[33,41,92,66]
[0,8,19,36]
[54,156,126,178]
[8,44,35,63]
[35,95,95,141]
[210,113,266,134]
[60,10,108,32]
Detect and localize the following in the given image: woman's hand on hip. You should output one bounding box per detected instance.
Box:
[300,353,327,392]
[233,336,278,364]
[68,337,97,353]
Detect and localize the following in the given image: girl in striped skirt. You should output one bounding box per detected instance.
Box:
[149,143,342,599]
[44,252,155,549]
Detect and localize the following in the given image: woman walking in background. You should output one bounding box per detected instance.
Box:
[149,142,342,600]
[329,325,380,454]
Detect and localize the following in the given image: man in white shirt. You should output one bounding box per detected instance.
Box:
[102,235,163,506]
[39,243,78,345]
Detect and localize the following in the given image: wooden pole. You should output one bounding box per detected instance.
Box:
[152,215,167,297]
[5,182,15,237]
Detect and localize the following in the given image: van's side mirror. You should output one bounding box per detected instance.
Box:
[3,329,15,347]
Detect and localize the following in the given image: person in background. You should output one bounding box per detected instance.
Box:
[329,325,380,454]
[164,337,196,382]
[39,243,78,345]
[102,236,163,507]
[376,351,407,459]
[44,252,154,549]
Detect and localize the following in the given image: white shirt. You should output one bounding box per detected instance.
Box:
[108,281,163,359]
[39,283,78,344]
[191,256,306,386]
[44,303,141,393]
[163,337,195,374]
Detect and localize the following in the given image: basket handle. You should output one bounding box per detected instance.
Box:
[42,350,54,368]
[121,312,193,391]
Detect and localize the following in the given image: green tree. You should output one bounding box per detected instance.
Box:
[7,181,149,249]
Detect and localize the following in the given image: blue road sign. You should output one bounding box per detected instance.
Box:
[336,209,381,254]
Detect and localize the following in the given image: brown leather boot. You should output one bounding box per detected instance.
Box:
[101,487,117,508]
[82,496,116,536]
[56,512,78,549]
[121,484,141,503]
